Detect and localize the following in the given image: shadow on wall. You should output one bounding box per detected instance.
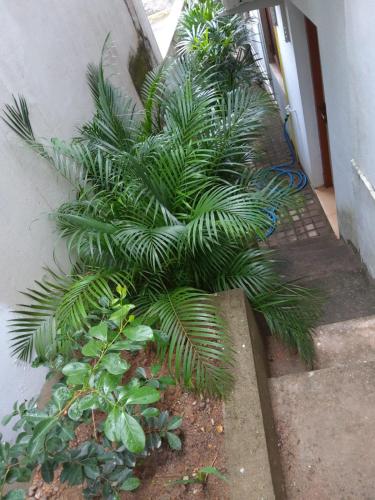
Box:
[128,36,154,96]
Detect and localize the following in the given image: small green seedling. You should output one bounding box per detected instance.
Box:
[169,466,228,487]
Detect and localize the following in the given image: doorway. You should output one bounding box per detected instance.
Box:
[305,16,332,187]
[305,16,338,237]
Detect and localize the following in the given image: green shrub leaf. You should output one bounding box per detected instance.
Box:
[141,407,160,417]
[166,431,181,450]
[68,401,83,421]
[53,386,73,408]
[123,325,153,342]
[60,462,83,485]
[167,416,183,430]
[104,407,123,442]
[81,339,103,357]
[45,436,64,453]
[109,304,135,325]
[101,353,130,375]
[97,371,121,393]
[120,413,145,453]
[62,362,90,377]
[28,417,58,457]
[125,386,160,405]
[88,322,108,341]
[79,393,99,411]
[41,461,55,483]
[120,476,141,491]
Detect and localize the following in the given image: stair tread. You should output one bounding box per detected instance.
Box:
[309,270,375,324]
[269,361,375,498]
[314,315,375,369]
[272,234,344,251]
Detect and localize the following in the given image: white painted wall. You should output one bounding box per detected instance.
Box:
[343,0,375,276]
[276,2,324,187]
[250,5,323,185]
[246,10,271,81]
[266,0,375,275]
[286,0,355,236]
[0,0,159,440]
[244,0,375,275]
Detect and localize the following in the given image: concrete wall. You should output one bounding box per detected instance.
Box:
[246,10,271,82]
[273,0,375,275]
[344,0,375,275]
[250,0,375,276]
[0,0,160,440]
[285,0,355,234]
[250,5,323,186]
[274,2,324,187]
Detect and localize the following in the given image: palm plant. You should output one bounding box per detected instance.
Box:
[3,44,320,396]
[176,0,262,92]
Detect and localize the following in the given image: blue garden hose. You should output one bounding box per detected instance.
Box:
[263,114,308,237]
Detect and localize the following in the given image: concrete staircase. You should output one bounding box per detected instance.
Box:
[268,235,375,499]
[275,233,375,325]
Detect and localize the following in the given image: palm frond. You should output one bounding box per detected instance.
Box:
[82,50,139,153]
[10,268,130,362]
[141,63,168,135]
[252,283,323,363]
[33,317,60,362]
[87,63,101,108]
[2,95,46,157]
[207,246,278,297]
[114,222,184,271]
[164,78,217,145]
[148,287,233,396]
[186,185,274,250]
[3,95,35,143]
[56,211,118,261]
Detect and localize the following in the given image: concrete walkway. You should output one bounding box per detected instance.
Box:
[259,114,375,499]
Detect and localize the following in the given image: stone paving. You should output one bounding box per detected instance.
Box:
[255,112,333,247]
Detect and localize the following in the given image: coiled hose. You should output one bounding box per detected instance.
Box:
[263,114,308,237]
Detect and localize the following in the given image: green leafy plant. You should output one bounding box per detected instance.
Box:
[176,0,262,91]
[3,28,320,391]
[0,294,182,499]
[169,465,228,487]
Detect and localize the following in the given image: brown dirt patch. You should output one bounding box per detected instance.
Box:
[27,348,229,499]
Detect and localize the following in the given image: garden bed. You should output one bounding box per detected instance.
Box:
[18,289,284,500]
[26,348,228,500]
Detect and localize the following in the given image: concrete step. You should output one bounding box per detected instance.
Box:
[274,232,343,252]
[275,237,361,281]
[269,361,375,499]
[267,314,375,377]
[314,315,375,369]
[310,270,375,325]
[266,336,307,377]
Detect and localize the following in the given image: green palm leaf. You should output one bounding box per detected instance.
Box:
[186,185,273,250]
[199,245,321,361]
[141,63,168,135]
[148,288,233,396]
[10,268,130,362]
[114,222,184,271]
[253,284,323,363]
[208,247,278,297]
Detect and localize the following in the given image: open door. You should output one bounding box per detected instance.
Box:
[305,17,333,187]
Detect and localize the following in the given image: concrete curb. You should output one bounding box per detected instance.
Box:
[216,289,286,500]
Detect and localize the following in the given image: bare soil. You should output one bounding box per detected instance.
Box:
[27,349,228,500]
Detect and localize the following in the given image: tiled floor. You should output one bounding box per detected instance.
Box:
[261,185,333,247]
[255,113,334,247]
